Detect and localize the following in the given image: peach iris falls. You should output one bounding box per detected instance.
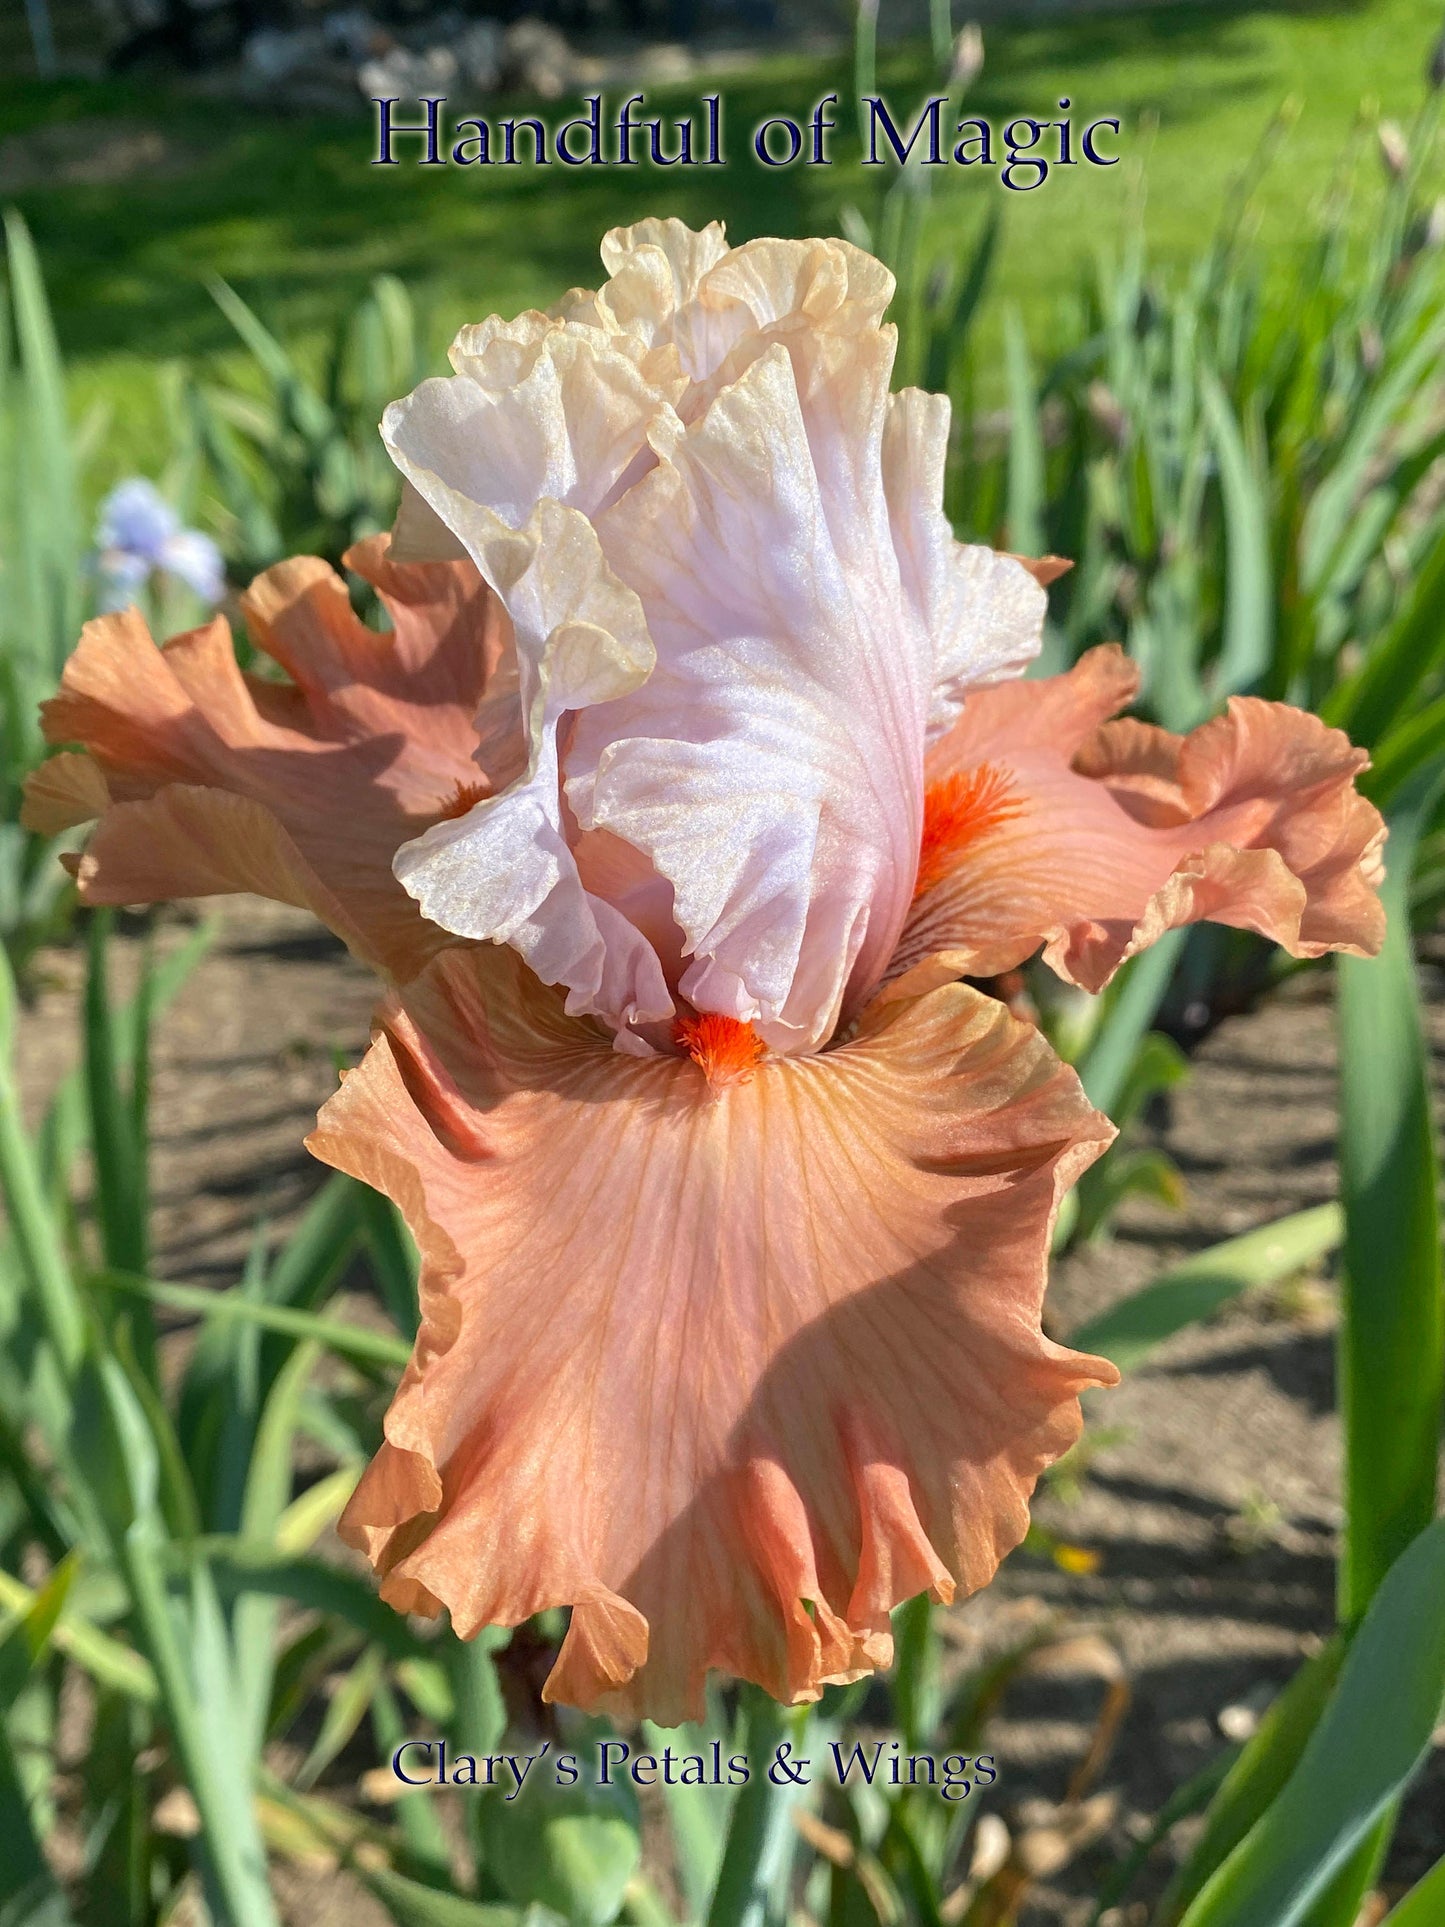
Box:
[25,220,1385,1722]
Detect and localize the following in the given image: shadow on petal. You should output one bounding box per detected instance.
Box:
[23,536,510,980]
[310,946,1116,1725]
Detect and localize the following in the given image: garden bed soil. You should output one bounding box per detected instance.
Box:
[13,901,1445,1925]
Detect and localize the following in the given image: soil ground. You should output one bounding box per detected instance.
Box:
[12,901,1445,1924]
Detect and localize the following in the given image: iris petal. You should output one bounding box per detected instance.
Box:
[312,944,1116,1723]
[23,537,505,980]
[887,644,1387,1001]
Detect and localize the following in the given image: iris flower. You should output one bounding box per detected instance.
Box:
[26,222,1384,1722]
[93,478,225,613]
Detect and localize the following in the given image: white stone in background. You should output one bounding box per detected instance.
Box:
[357,44,460,101]
[501,18,574,98]
[1217,1679,1278,1743]
[635,41,695,83]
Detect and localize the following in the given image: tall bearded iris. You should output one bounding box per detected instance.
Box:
[26,221,1385,1723]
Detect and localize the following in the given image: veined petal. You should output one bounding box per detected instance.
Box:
[386,492,672,1035]
[887,645,1387,999]
[387,325,683,532]
[588,223,892,392]
[393,716,674,1039]
[881,387,1049,731]
[682,233,894,403]
[310,945,1115,1724]
[384,219,1048,1051]
[590,217,732,371]
[384,323,680,1037]
[22,537,504,979]
[574,343,932,1051]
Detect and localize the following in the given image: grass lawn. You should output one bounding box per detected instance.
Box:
[3,0,1443,482]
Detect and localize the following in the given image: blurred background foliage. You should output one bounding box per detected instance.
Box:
[2,0,1444,474]
[4,0,1445,1922]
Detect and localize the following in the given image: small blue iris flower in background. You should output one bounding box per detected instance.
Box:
[94,479,225,613]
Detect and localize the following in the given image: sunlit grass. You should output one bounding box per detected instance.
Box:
[4,0,1444,481]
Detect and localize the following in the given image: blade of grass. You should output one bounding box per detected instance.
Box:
[1177,1517,1445,1927]
[293,1644,383,1793]
[184,1558,283,1923]
[1072,1145,1186,1246]
[128,925,154,1153]
[1361,690,1445,808]
[264,1172,367,1313]
[1004,310,1046,557]
[234,1339,321,1761]
[83,912,151,1288]
[274,1464,359,1556]
[197,1224,269,1534]
[0,949,83,1378]
[1088,1744,1237,1923]
[260,1772,520,1927]
[1201,371,1272,698]
[707,1692,804,1927]
[1154,1636,1344,1925]
[890,1593,938,1753]
[258,1766,534,1923]
[0,1568,156,1705]
[923,204,999,398]
[356,1865,533,1927]
[205,277,335,446]
[367,1670,454,1883]
[196,1540,434,1657]
[89,1349,280,1925]
[37,916,215,1199]
[1072,1204,1342,1373]
[3,208,78,686]
[79,1684,153,1927]
[1076,930,1187,1117]
[0,1556,76,1712]
[107,1314,202,1543]
[445,1631,507,1860]
[1301,312,1445,598]
[241,1336,315,1546]
[1335,775,1444,1623]
[644,1710,733,1920]
[1298,1817,1393,1927]
[1325,518,1445,748]
[357,1186,420,1338]
[0,1718,73,1927]
[853,0,878,147]
[0,1400,68,1558]
[1380,1849,1445,1924]
[89,1269,410,1370]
